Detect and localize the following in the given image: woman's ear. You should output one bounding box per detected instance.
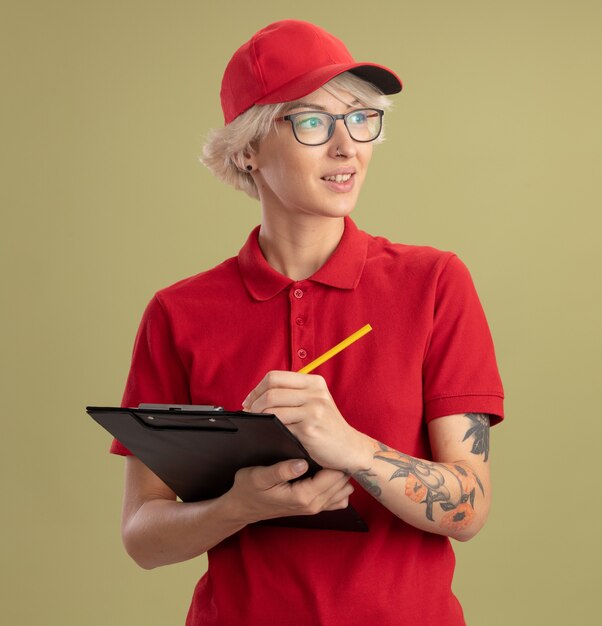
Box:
[232,146,258,173]
[231,150,255,173]
[243,147,259,173]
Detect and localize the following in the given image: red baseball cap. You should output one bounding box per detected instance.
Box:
[220,20,403,124]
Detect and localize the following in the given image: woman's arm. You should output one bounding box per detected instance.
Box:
[121,455,353,569]
[243,371,492,542]
[349,413,491,542]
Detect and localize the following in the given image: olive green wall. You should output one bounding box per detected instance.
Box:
[2,1,600,624]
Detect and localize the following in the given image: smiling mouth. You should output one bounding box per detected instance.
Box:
[321,173,354,183]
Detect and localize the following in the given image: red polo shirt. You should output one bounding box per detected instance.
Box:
[112,217,504,625]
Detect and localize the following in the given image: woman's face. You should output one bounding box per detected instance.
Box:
[250,87,374,222]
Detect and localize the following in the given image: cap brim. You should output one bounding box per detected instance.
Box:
[256,62,402,106]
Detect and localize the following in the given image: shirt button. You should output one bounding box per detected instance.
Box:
[293,288,304,299]
[297,348,307,359]
[295,317,305,326]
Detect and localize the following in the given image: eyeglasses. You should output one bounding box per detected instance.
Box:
[275,108,384,146]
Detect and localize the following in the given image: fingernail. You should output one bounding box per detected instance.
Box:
[292,460,308,474]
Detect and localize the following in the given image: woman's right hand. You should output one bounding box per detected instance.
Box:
[223,460,354,524]
[120,457,353,570]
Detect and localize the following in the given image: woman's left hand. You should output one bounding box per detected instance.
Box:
[242,371,373,473]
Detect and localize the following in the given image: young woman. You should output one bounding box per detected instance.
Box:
[112,20,504,626]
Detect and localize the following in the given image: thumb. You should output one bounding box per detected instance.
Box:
[255,459,308,489]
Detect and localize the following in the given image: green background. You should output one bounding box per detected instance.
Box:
[2,1,600,624]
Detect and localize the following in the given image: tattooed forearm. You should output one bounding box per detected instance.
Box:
[352,469,382,499]
[462,413,490,461]
[373,443,484,532]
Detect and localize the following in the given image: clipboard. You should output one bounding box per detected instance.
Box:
[86,404,368,532]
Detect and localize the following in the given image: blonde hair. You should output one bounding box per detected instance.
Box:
[200,72,393,199]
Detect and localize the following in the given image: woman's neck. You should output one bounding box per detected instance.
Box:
[257,214,346,281]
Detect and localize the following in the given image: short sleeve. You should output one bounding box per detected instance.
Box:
[110,295,191,455]
[422,255,504,425]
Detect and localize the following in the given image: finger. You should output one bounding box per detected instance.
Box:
[300,474,353,513]
[323,496,351,511]
[271,410,304,429]
[249,388,307,416]
[252,406,310,430]
[322,479,354,508]
[288,470,346,504]
[303,469,350,493]
[242,370,312,409]
[323,481,354,509]
[244,459,308,490]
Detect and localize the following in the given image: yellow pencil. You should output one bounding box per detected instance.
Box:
[297,324,373,374]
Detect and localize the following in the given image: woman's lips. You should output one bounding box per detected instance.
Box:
[321,172,356,192]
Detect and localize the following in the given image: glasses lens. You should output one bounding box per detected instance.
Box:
[291,112,332,145]
[345,109,382,142]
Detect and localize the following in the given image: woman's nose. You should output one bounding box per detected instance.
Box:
[328,119,357,159]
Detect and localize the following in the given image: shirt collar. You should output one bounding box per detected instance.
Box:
[238,216,368,301]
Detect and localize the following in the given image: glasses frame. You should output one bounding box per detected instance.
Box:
[275,108,385,146]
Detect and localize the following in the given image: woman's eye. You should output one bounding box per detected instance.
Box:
[348,111,368,125]
[296,116,324,130]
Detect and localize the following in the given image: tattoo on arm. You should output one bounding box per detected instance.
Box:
[352,469,382,498]
[373,442,484,531]
[462,413,491,461]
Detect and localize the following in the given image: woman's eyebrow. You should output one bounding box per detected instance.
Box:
[284,99,362,113]
[283,101,327,112]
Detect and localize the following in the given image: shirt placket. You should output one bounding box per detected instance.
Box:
[289,281,315,371]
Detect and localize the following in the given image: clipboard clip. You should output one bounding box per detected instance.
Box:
[132,405,236,432]
[138,403,224,412]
